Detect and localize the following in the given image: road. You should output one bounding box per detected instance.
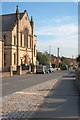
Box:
[2,70,69,97]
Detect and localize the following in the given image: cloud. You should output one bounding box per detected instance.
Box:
[35,15,78,37]
[47,16,77,24]
[35,16,77,28]
[37,36,78,57]
[36,16,78,57]
[36,24,78,37]
[37,34,78,48]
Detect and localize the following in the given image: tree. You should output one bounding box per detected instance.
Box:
[61,56,71,67]
[37,52,50,65]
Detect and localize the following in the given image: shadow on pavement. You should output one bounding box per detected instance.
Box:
[29,74,79,120]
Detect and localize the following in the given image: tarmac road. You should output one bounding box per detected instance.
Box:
[2,70,69,97]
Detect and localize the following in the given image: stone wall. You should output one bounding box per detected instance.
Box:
[2,72,11,77]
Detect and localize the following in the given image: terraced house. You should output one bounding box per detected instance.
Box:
[2,6,37,72]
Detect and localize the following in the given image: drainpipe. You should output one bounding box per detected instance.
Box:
[30,16,34,65]
[16,6,20,68]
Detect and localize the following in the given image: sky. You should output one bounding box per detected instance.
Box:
[1,2,78,58]
[0,0,79,2]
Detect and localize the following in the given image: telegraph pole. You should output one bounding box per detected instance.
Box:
[57,48,60,69]
[57,48,59,57]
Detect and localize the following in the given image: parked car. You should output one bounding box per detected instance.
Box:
[46,66,54,73]
[36,65,49,74]
[61,65,68,70]
[73,66,77,70]
[49,66,54,73]
[45,66,50,74]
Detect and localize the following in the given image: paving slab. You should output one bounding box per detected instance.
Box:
[31,73,79,120]
[1,76,62,119]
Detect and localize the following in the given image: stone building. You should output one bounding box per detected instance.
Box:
[2,6,37,71]
[0,39,4,71]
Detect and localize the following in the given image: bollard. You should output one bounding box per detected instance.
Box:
[33,65,36,73]
[10,66,13,77]
[17,66,22,75]
[29,65,31,73]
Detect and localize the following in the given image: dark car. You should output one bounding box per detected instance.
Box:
[61,65,68,70]
[36,65,49,74]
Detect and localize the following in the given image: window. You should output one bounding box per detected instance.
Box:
[34,45,36,56]
[21,59,23,65]
[4,53,6,66]
[4,35,6,45]
[24,28,28,48]
[30,36,32,48]
[14,36,16,45]
[25,16,27,20]
[4,35,6,40]
[14,53,16,65]
[20,32,22,46]
[4,53,6,60]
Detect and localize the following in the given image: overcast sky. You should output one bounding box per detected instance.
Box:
[2,2,78,58]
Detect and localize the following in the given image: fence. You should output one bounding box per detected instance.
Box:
[2,65,36,77]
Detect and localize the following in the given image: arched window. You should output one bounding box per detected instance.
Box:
[14,36,16,45]
[20,32,22,46]
[4,53,6,66]
[24,28,28,48]
[4,53,6,60]
[13,53,16,65]
[30,36,32,48]
[34,45,36,56]
[4,35,6,40]
[4,35,6,45]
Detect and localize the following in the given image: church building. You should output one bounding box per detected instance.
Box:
[2,6,37,71]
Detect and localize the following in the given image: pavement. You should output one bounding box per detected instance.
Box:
[1,70,79,120]
[30,71,79,120]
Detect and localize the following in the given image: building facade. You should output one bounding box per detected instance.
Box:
[0,39,4,71]
[2,6,37,71]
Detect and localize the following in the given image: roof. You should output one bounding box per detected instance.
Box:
[2,12,24,31]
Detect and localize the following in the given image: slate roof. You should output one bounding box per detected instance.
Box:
[2,12,24,31]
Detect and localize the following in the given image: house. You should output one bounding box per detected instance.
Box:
[51,54,62,69]
[2,6,37,72]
